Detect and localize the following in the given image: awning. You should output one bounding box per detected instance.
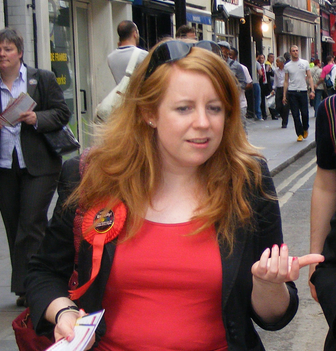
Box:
[322,35,335,44]
[186,8,212,25]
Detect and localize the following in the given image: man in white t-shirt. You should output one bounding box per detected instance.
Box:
[107,21,148,85]
[283,45,315,142]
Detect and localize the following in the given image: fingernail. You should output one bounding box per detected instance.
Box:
[281,243,287,249]
[79,309,84,312]
[293,256,298,261]
[272,244,278,249]
[66,335,71,342]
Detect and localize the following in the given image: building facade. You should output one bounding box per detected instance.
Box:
[1,0,334,147]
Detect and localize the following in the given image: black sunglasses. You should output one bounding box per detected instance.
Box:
[145,40,223,80]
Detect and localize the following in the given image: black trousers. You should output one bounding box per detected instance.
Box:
[260,83,277,119]
[0,149,58,294]
[275,87,290,127]
[287,91,309,136]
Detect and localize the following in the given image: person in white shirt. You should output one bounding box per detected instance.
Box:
[272,56,290,128]
[107,21,148,85]
[283,45,315,142]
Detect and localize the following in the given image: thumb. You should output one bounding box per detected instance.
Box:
[298,254,324,269]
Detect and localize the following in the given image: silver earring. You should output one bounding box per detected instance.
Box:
[149,121,154,127]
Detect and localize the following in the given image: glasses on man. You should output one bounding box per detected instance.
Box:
[145,40,223,80]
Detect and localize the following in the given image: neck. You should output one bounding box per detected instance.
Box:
[119,39,136,47]
[161,165,198,189]
[291,57,299,62]
[146,168,201,223]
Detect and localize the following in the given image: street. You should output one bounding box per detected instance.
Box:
[258,148,328,350]
[0,146,329,351]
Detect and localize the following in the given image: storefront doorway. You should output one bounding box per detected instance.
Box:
[49,0,93,150]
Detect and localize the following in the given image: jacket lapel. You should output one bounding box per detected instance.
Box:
[220,227,248,309]
[26,65,38,100]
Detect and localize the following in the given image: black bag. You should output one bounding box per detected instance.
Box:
[44,125,80,156]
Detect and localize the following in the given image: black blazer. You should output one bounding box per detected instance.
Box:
[0,65,71,176]
[26,157,298,351]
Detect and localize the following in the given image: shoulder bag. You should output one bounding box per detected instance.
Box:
[43,125,80,156]
[36,69,80,156]
[95,47,141,123]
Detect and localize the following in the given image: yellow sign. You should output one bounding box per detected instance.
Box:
[50,52,68,62]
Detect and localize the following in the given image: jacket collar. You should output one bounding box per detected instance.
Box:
[25,64,39,98]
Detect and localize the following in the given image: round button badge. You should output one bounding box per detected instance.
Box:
[94,209,115,233]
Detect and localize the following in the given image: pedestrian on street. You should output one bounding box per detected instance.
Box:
[315,55,335,97]
[25,39,323,351]
[230,46,253,132]
[258,54,278,120]
[310,94,336,350]
[283,45,315,142]
[284,52,291,65]
[273,56,290,128]
[107,21,148,85]
[175,25,197,40]
[0,28,71,307]
[310,59,325,117]
[266,53,275,69]
[217,41,246,91]
[253,51,263,121]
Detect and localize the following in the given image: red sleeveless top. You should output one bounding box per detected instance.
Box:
[96,220,228,351]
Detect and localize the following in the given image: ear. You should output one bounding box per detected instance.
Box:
[144,117,156,128]
[142,109,156,128]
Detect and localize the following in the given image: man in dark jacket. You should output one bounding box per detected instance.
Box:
[258,54,278,120]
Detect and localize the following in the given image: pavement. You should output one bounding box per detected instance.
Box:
[0,107,317,351]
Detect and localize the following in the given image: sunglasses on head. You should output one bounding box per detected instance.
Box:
[145,40,223,80]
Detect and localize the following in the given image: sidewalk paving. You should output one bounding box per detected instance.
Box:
[0,107,317,351]
[247,107,316,176]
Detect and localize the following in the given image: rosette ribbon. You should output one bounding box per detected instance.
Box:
[69,201,127,300]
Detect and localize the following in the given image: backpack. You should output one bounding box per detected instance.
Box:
[94,48,141,123]
[324,65,336,90]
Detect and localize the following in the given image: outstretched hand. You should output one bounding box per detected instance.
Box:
[252,244,324,284]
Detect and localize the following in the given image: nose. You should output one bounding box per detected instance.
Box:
[193,108,210,129]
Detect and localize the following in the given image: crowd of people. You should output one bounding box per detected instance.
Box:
[2,21,336,351]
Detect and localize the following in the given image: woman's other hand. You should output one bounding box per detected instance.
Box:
[252,244,324,284]
[251,244,324,323]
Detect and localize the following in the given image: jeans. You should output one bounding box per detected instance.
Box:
[287,90,309,136]
[253,83,262,119]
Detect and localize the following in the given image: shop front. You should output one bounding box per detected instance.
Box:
[49,0,93,149]
[273,3,318,61]
[44,0,130,149]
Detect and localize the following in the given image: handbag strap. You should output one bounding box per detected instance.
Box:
[125,48,141,76]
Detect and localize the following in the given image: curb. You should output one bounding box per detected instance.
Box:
[270,140,316,177]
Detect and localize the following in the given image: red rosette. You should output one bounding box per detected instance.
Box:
[69,201,127,300]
